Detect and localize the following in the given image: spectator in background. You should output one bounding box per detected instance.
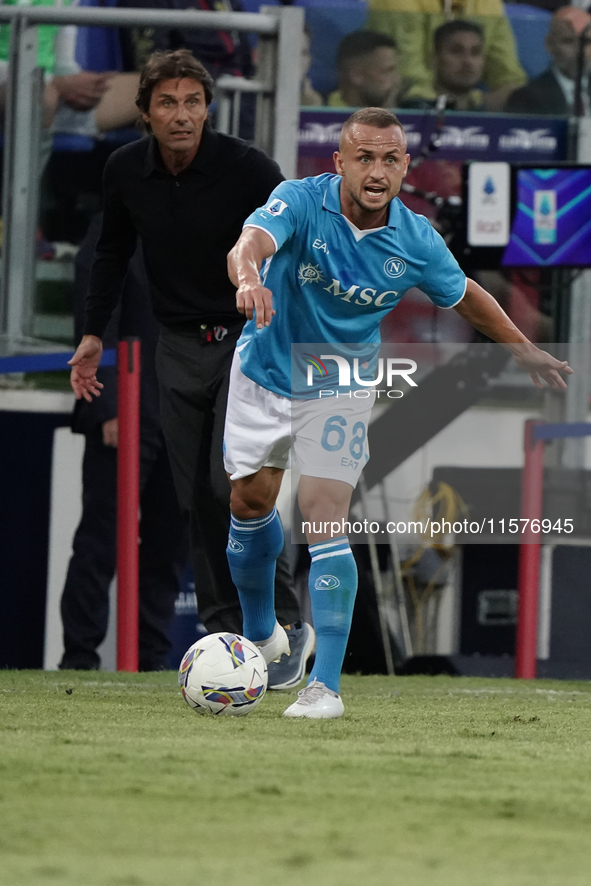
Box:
[403,20,486,110]
[60,215,188,672]
[0,0,140,137]
[504,5,591,114]
[327,31,402,108]
[367,0,527,110]
[118,0,254,81]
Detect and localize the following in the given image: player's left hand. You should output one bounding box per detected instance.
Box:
[508,343,573,389]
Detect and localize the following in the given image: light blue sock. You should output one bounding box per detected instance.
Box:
[227,507,283,642]
[307,536,357,694]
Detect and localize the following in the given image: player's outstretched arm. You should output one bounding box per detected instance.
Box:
[68,335,104,401]
[455,278,573,389]
[228,227,276,330]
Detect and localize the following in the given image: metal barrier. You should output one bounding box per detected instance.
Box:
[0,4,303,350]
[0,348,115,373]
[516,419,591,679]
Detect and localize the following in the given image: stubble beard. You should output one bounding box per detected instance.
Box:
[348,184,392,216]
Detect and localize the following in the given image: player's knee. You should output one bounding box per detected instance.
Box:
[299,497,347,525]
[230,485,273,521]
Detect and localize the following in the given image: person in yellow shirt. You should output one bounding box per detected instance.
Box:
[327,30,402,108]
[403,19,487,110]
[367,0,526,110]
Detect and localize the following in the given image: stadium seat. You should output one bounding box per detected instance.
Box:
[505,2,552,79]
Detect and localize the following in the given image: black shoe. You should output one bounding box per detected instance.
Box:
[267,622,315,690]
[58,655,100,671]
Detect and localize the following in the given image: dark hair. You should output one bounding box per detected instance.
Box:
[336,30,397,70]
[433,20,484,52]
[342,106,404,133]
[135,49,214,117]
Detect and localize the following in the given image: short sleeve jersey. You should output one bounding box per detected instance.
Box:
[237,173,466,397]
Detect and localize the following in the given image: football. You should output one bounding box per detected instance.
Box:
[178,632,268,716]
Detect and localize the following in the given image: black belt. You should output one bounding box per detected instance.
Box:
[196,319,246,343]
[162,319,244,341]
[198,323,230,343]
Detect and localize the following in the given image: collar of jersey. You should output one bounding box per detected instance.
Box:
[143,126,218,178]
[323,174,399,228]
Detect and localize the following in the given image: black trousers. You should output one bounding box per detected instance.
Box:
[60,428,188,669]
[155,326,301,633]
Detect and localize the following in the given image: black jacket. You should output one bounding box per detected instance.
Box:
[504,68,590,115]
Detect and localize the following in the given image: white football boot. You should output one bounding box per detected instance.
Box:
[283,678,344,719]
[254,622,290,665]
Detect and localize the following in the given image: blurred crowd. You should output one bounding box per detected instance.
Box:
[0,0,589,144]
[0,0,588,246]
[0,0,583,345]
[308,1,591,114]
[0,0,582,351]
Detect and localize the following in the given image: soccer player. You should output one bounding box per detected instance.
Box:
[224,107,572,719]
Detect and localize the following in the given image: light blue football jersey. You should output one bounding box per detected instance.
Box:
[237,173,466,397]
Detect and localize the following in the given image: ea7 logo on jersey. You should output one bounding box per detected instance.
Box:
[384,257,406,279]
[265,198,288,216]
[313,238,329,254]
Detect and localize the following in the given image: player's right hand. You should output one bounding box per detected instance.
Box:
[236,282,275,330]
[68,335,104,402]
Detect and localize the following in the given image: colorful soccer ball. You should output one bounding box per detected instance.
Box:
[178,633,268,717]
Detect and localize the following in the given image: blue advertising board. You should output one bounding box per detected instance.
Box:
[298,110,569,165]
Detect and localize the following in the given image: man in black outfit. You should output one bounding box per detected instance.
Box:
[60,216,188,672]
[504,6,591,115]
[68,49,314,689]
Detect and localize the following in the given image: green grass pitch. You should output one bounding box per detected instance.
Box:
[2,671,591,886]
